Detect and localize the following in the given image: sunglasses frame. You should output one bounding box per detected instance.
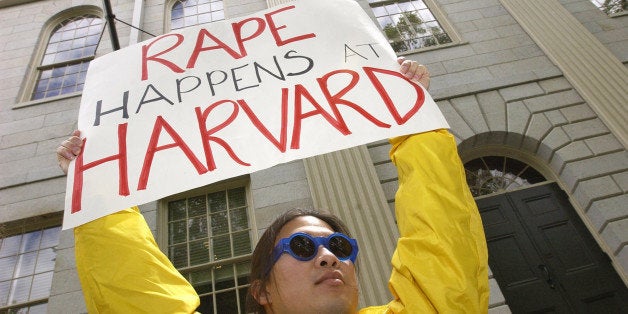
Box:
[271,232,359,264]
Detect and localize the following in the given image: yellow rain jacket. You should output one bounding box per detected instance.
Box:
[360,129,489,313]
[73,129,488,313]
[74,207,200,313]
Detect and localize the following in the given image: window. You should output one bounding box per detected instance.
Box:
[170,0,225,30]
[0,225,62,313]
[31,14,104,100]
[166,185,252,314]
[464,156,547,197]
[588,0,626,15]
[369,0,454,53]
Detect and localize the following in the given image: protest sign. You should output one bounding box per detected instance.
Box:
[63,0,448,229]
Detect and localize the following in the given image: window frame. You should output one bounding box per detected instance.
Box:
[463,155,548,197]
[165,0,226,32]
[157,176,256,313]
[366,0,462,54]
[17,5,104,105]
[0,212,63,313]
[587,0,627,17]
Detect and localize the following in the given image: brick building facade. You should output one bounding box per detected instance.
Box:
[1,0,626,312]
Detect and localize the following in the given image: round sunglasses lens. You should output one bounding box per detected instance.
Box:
[329,235,352,259]
[290,235,316,259]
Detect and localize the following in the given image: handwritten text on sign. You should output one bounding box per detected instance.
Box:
[63,0,448,229]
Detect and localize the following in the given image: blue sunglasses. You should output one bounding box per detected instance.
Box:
[271,232,359,264]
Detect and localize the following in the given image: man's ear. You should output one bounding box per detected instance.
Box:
[250,280,271,305]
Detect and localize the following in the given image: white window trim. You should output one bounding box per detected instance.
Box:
[365,0,464,55]
[587,0,627,17]
[16,5,103,104]
[164,0,226,32]
[0,212,63,312]
[156,175,257,260]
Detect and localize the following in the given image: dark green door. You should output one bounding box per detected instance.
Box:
[476,183,628,313]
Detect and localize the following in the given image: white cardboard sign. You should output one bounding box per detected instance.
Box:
[63,0,448,229]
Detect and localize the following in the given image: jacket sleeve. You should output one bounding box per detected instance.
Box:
[384,129,489,313]
[74,206,200,313]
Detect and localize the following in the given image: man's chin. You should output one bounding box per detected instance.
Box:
[311,290,358,314]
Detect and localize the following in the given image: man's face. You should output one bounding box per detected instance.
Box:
[260,216,359,314]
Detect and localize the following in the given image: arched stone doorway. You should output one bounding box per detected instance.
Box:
[463,155,628,312]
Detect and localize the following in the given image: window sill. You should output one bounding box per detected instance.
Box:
[609,11,627,18]
[13,91,82,109]
[395,40,468,56]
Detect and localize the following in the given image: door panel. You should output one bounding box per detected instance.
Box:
[477,183,628,313]
[478,191,569,312]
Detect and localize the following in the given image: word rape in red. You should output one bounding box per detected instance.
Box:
[141,5,315,81]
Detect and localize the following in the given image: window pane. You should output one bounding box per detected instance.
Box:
[212,235,231,260]
[169,199,187,221]
[385,3,401,15]
[0,280,10,306]
[435,30,452,44]
[169,221,187,245]
[398,2,413,12]
[232,231,251,256]
[184,15,198,26]
[230,208,248,231]
[40,227,61,249]
[190,269,213,294]
[66,63,81,75]
[236,261,251,279]
[371,0,452,52]
[371,6,387,17]
[210,212,228,235]
[32,61,91,100]
[588,0,625,14]
[214,265,234,290]
[9,276,32,304]
[228,187,246,208]
[189,216,208,240]
[198,294,214,314]
[190,240,210,265]
[0,235,20,258]
[211,1,223,10]
[211,10,224,21]
[208,191,226,213]
[215,290,238,313]
[15,252,37,277]
[199,3,210,11]
[172,18,184,29]
[0,256,16,281]
[198,13,212,24]
[20,231,41,253]
[48,76,63,90]
[30,272,53,300]
[35,248,56,273]
[170,244,188,268]
[172,2,184,18]
[172,0,224,30]
[464,156,548,197]
[238,286,247,313]
[32,15,102,100]
[411,0,428,10]
[189,195,207,217]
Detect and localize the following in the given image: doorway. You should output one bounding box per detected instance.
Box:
[476,183,627,313]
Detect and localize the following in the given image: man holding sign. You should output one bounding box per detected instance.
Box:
[56,0,488,312]
[57,58,488,313]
